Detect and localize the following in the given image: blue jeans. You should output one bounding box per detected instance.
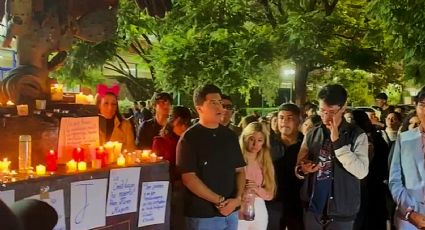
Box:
[186,211,239,230]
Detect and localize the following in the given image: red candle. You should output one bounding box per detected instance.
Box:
[72,147,85,162]
[96,147,106,167]
[46,150,57,172]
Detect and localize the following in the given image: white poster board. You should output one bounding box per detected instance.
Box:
[0,190,15,207]
[138,181,169,227]
[106,167,141,216]
[25,190,66,230]
[70,179,108,230]
[58,117,99,163]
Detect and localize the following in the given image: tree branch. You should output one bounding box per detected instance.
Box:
[333,33,355,40]
[323,0,338,16]
[259,0,277,27]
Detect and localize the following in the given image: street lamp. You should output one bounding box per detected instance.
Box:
[280,68,295,103]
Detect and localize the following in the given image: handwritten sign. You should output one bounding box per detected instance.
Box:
[58,117,99,163]
[106,167,141,216]
[71,179,108,230]
[138,181,169,227]
[25,190,66,230]
[0,190,14,207]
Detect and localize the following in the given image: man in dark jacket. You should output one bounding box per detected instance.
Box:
[295,84,369,229]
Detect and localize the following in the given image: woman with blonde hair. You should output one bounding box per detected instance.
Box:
[238,122,276,230]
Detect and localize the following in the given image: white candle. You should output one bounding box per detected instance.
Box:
[66,160,77,172]
[117,154,126,167]
[50,84,63,101]
[75,93,87,104]
[86,94,94,104]
[91,159,102,169]
[77,161,87,171]
[150,153,157,163]
[6,100,14,106]
[36,164,46,176]
[104,141,115,164]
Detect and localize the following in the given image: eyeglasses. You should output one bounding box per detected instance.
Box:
[318,107,341,116]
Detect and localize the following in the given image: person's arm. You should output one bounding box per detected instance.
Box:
[255,186,274,201]
[295,136,319,179]
[333,133,369,179]
[181,172,223,204]
[219,167,245,216]
[389,136,425,228]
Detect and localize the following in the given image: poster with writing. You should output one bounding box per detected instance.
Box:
[58,116,99,163]
[106,167,141,216]
[138,181,169,227]
[0,190,14,207]
[71,179,108,230]
[25,190,66,230]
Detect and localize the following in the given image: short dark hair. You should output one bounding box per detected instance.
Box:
[278,103,301,117]
[318,84,347,107]
[416,86,425,104]
[193,84,222,106]
[388,111,402,122]
[140,101,146,107]
[375,92,388,100]
[221,94,232,102]
[152,92,173,105]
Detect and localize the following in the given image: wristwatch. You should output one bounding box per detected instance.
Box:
[405,210,413,221]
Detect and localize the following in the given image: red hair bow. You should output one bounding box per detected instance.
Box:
[97,84,120,97]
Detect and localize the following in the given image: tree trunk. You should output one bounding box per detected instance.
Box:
[295,61,309,107]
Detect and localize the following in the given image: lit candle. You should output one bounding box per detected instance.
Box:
[117,154,126,167]
[46,150,57,172]
[104,142,115,164]
[72,147,85,162]
[113,142,122,162]
[96,147,106,167]
[91,159,102,169]
[86,94,94,104]
[50,84,63,101]
[141,150,150,162]
[0,158,10,173]
[77,161,87,171]
[6,100,14,106]
[66,160,77,172]
[36,164,46,176]
[150,153,157,163]
[75,93,87,104]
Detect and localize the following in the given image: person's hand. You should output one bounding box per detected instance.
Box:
[245,180,258,190]
[409,212,425,229]
[300,160,320,174]
[329,119,339,142]
[218,198,240,216]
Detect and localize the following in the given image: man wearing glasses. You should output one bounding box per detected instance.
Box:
[295,84,369,229]
[220,95,242,136]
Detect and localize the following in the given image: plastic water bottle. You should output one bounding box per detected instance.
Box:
[240,188,255,221]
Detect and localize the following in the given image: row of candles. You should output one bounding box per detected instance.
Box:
[0,142,161,177]
[51,84,95,104]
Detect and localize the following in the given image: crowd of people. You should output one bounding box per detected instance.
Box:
[116,83,425,230]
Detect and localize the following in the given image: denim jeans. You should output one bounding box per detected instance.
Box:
[186,211,239,230]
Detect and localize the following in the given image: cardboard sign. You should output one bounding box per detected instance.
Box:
[70,179,108,230]
[58,117,99,163]
[106,167,141,216]
[138,181,169,227]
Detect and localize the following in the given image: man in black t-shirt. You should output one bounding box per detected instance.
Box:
[268,103,304,230]
[177,84,246,230]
